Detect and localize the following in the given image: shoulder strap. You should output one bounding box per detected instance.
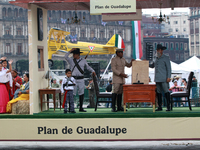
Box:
[72,58,84,74]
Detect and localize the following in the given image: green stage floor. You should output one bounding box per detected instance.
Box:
[0,107,200,119]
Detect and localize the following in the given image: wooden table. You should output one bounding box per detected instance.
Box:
[39,89,62,112]
[123,84,156,112]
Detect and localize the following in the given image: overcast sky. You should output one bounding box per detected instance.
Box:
[142,7,190,16]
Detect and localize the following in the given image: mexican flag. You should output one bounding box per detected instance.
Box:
[115,34,125,50]
[132,21,143,59]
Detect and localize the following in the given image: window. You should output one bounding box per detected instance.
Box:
[176,43,179,50]
[14,8,18,18]
[195,11,197,15]
[169,28,173,32]
[8,8,12,18]
[180,54,184,60]
[80,31,85,38]
[90,30,95,38]
[174,21,178,24]
[100,31,104,38]
[5,43,11,53]
[17,43,22,55]
[2,8,6,17]
[17,28,22,36]
[160,42,163,46]
[170,43,174,50]
[199,10,200,15]
[196,34,199,42]
[180,43,183,50]
[175,54,179,60]
[165,43,169,50]
[191,35,194,42]
[195,20,199,28]
[109,31,113,39]
[19,8,23,17]
[183,28,186,32]
[191,21,194,29]
[184,43,187,50]
[38,46,44,71]
[176,28,179,32]
[118,31,122,37]
[183,20,186,24]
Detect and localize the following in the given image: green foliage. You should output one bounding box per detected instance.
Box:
[51,60,65,69]
[16,59,29,73]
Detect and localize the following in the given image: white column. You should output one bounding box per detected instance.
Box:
[11,25,13,35]
[14,25,16,36]
[104,28,106,38]
[3,43,5,54]
[88,28,90,38]
[95,28,97,37]
[123,29,125,39]
[79,27,80,37]
[23,25,24,35]
[86,27,87,38]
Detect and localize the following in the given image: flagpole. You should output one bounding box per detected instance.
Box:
[101,54,115,80]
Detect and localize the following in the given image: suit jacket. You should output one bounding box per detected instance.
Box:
[111,56,131,84]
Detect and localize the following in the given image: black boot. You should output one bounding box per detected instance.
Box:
[165,92,171,111]
[79,94,87,112]
[156,93,163,111]
[111,93,117,112]
[117,94,126,111]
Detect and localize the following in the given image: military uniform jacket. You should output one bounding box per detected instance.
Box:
[65,52,94,77]
[88,82,94,96]
[111,56,131,84]
[149,54,171,82]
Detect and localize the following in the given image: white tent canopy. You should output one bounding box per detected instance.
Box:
[179,56,200,72]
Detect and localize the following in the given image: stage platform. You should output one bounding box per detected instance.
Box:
[0,107,200,119]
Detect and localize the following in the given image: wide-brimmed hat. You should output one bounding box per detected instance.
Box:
[116,48,124,52]
[70,48,83,54]
[157,44,166,50]
[174,75,181,79]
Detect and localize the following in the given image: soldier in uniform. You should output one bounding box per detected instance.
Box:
[65,48,95,112]
[149,44,171,111]
[86,78,95,108]
[111,48,134,112]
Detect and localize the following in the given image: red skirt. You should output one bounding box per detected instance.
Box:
[0,83,9,113]
[4,82,13,100]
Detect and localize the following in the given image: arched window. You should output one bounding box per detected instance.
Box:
[52,10,56,19]
[78,12,81,20]
[8,8,12,18]
[63,11,66,19]
[2,8,6,17]
[14,8,18,18]
[57,10,61,19]
[83,12,86,21]
[19,8,23,17]
[68,11,72,19]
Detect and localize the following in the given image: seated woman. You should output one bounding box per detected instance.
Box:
[6,73,29,113]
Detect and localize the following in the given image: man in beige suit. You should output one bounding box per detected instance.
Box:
[111,48,134,112]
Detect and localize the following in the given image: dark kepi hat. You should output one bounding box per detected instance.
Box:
[70,48,83,54]
[157,44,166,50]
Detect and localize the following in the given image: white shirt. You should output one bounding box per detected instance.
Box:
[61,76,76,93]
[0,69,13,87]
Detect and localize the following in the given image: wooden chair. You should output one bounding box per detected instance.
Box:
[92,74,112,111]
[170,72,194,111]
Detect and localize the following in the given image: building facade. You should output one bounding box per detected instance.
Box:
[0,1,133,71]
[143,37,189,64]
[189,7,200,56]
[161,12,189,38]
